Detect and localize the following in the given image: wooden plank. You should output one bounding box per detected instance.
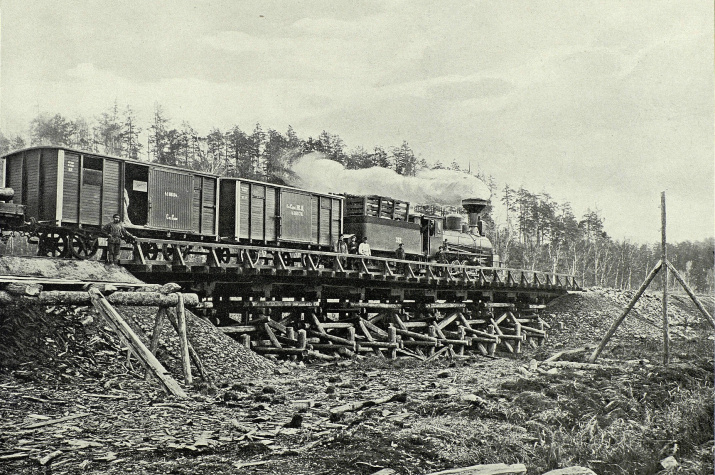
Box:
[22,413,89,430]
[423,302,467,309]
[240,300,319,308]
[349,302,403,309]
[425,463,527,475]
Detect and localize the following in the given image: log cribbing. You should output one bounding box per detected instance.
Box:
[88,288,187,398]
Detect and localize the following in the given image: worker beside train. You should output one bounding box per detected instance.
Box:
[358,237,371,257]
[395,242,406,274]
[102,214,135,265]
[333,234,349,268]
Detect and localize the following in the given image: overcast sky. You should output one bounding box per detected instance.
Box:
[1,1,712,243]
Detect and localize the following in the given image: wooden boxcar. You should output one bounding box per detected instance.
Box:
[218,178,343,249]
[342,195,422,257]
[2,147,218,239]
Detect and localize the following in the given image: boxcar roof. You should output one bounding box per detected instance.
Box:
[222,176,344,200]
[2,145,218,177]
[2,145,343,200]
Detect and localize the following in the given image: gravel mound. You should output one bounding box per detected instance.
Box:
[542,287,714,351]
[119,306,274,383]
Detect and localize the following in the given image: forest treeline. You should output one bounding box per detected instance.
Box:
[1,104,712,292]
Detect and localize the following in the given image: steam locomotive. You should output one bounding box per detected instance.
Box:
[0,146,495,266]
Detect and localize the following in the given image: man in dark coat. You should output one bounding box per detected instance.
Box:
[395,242,406,273]
[102,214,135,265]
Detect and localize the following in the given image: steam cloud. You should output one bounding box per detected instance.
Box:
[287,153,491,206]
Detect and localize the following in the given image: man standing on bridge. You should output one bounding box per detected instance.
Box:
[358,236,371,257]
[102,214,135,265]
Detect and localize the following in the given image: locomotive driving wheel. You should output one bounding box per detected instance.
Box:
[38,230,69,257]
[68,232,99,259]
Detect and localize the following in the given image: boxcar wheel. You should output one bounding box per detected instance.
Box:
[38,231,69,258]
[215,247,232,264]
[141,242,160,260]
[69,232,99,259]
[162,243,189,262]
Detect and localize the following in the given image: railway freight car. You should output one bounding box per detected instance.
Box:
[218,178,343,249]
[342,195,421,256]
[2,147,218,257]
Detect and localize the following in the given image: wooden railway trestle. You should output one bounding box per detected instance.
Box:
[117,237,579,360]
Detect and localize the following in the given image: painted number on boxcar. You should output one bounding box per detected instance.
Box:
[286,203,304,216]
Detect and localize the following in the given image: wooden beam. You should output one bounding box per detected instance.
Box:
[0,290,199,307]
[666,260,715,329]
[175,293,192,385]
[661,191,670,365]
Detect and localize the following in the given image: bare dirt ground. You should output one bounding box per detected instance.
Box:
[0,288,713,475]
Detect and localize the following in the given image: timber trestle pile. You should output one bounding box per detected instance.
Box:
[122,237,578,360]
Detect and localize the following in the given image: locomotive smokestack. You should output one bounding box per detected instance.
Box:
[462,197,488,235]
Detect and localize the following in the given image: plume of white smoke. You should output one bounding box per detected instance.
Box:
[287,153,490,206]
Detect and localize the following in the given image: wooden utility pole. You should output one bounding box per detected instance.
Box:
[661,192,669,365]
[589,192,714,364]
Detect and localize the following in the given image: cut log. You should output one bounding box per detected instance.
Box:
[164,309,207,381]
[542,361,619,370]
[175,293,192,385]
[4,282,42,296]
[253,347,308,355]
[305,350,337,360]
[423,346,450,363]
[0,290,198,307]
[425,463,527,475]
[541,467,597,475]
[544,346,594,363]
[360,317,389,338]
[392,326,438,342]
[308,330,356,349]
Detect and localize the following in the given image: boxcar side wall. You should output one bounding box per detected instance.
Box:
[343,215,422,256]
[101,159,122,226]
[218,179,236,238]
[62,152,80,223]
[279,189,313,243]
[23,149,41,220]
[148,169,194,232]
[39,148,59,222]
[5,153,23,206]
